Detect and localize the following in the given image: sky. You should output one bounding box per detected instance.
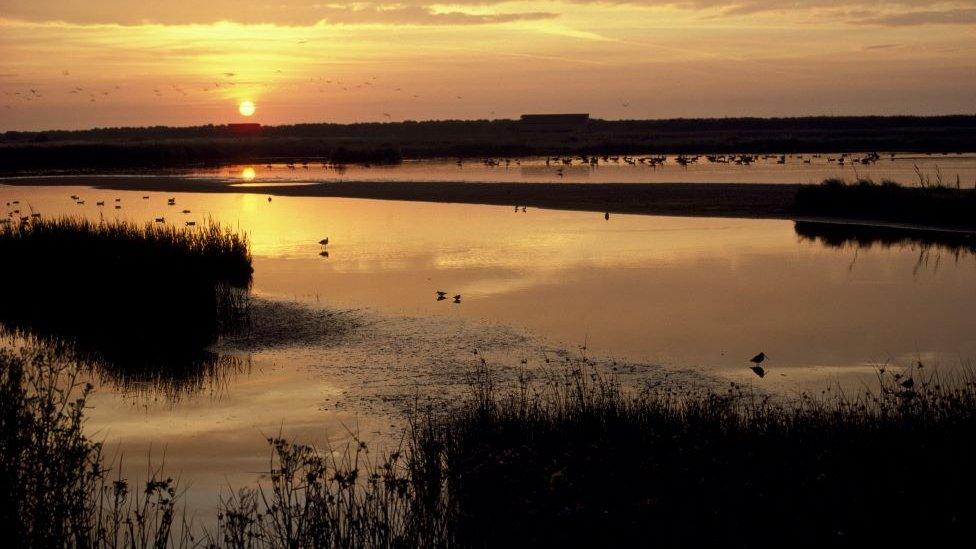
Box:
[0,1,974,130]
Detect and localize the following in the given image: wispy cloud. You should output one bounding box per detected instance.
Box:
[0,1,557,26]
[853,7,976,25]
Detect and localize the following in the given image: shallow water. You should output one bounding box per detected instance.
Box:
[190,153,976,187]
[3,182,976,516]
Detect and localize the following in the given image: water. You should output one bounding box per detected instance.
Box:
[3,182,975,516]
[187,153,976,186]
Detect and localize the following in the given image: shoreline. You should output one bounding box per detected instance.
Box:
[4,175,975,234]
[0,175,801,219]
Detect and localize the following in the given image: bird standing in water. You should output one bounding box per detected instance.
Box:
[749,352,767,378]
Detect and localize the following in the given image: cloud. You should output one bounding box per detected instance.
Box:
[0,1,558,26]
[853,7,976,25]
[3,1,976,28]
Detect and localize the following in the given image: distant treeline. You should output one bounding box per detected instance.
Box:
[1,115,974,172]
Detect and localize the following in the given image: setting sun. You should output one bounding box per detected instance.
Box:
[238,101,255,117]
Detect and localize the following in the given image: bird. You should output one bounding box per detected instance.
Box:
[154,217,165,223]
[186,221,196,226]
[181,209,191,214]
[436,291,447,297]
[318,238,329,246]
[319,250,329,258]
[453,294,461,303]
[750,352,767,365]
[750,366,766,378]
[267,197,272,202]
[142,196,149,200]
[605,212,610,220]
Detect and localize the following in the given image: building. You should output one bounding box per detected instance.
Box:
[225,123,262,136]
[519,114,590,131]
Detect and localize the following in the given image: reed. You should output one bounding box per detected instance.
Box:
[795,177,976,229]
[0,217,252,359]
[5,346,976,547]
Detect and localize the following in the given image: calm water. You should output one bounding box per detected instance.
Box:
[189,152,976,186]
[3,182,975,515]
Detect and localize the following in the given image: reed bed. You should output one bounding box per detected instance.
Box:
[5,346,976,547]
[795,176,976,229]
[0,347,194,548]
[0,217,252,357]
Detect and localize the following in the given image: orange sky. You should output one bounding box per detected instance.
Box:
[1,1,975,130]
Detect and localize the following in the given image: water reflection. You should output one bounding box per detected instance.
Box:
[2,184,974,381]
[794,221,976,274]
[2,329,250,401]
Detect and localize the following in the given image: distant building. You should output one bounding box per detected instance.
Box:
[519,114,590,131]
[226,123,262,136]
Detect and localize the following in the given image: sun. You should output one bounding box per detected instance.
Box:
[238,100,256,117]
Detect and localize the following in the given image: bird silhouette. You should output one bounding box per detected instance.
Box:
[749,366,766,378]
[453,294,461,303]
[750,352,766,365]
[318,238,329,246]
[436,291,447,297]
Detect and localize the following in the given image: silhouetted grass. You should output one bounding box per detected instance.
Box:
[0,217,252,363]
[795,177,976,229]
[0,347,193,547]
[410,361,976,547]
[6,347,976,546]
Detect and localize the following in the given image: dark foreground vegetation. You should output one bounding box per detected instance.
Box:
[3,346,976,547]
[0,218,252,373]
[796,177,976,230]
[2,115,974,171]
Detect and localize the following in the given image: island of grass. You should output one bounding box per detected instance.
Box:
[0,217,252,367]
[795,177,976,231]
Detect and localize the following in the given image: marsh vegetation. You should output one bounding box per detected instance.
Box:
[0,217,252,375]
[795,177,976,230]
[4,345,976,547]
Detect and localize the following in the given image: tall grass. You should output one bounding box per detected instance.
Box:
[5,346,976,546]
[795,177,976,229]
[0,217,252,362]
[418,362,976,546]
[0,347,194,548]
